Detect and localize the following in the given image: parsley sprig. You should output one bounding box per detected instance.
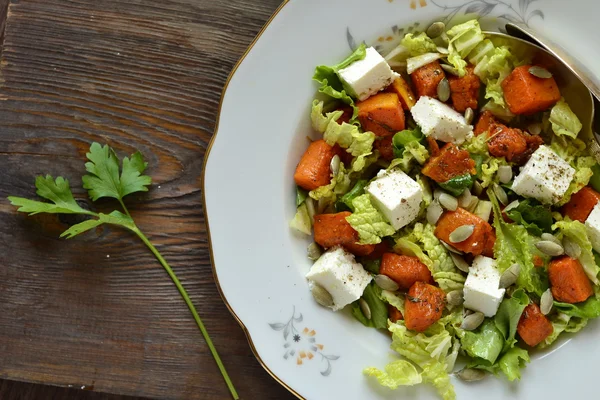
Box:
[8,143,238,399]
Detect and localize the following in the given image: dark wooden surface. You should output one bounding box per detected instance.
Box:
[0,0,293,399]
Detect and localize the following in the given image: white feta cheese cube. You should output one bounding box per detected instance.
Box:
[586,203,600,253]
[463,256,505,317]
[511,145,575,205]
[410,96,473,144]
[366,169,423,230]
[337,47,399,101]
[306,246,372,311]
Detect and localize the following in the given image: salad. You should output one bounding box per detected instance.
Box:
[290,19,600,399]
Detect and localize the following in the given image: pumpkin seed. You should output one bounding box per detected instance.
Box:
[446,289,464,306]
[317,197,329,214]
[505,285,517,297]
[497,166,513,184]
[427,21,446,38]
[437,78,451,102]
[427,200,444,225]
[330,154,340,177]
[504,199,520,213]
[439,32,450,45]
[466,196,479,213]
[499,263,521,289]
[541,288,554,315]
[307,242,322,261]
[535,240,565,256]
[359,298,372,320]
[439,193,458,211]
[472,181,483,196]
[457,367,486,382]
[311,284,334,308]
[305,197,316,222]
[461,311,484,331]
[440,63,459,76]
[449,224,475,243]
[374,274,400,292]
[450,253,470,273]
[437,46,449,55]
[464,107,474,125]
[463,308,473,318]
[529,66,553,79]
[528,122,542,136]
[442,240,463,255]
[434,189,444,201]
[492,183,509,205]
[541,233,562,246]
[458,188,472,208]
[563,236,582,259]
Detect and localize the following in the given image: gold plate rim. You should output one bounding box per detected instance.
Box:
[200,1,303,399]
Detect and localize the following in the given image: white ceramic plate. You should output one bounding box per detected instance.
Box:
[204,1,600,399]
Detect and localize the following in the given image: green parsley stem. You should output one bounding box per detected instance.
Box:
[132,226,239,400]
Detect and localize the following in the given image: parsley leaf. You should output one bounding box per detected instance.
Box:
[8,175,95,215]
[61,211,135,239]
[82,142,151,201]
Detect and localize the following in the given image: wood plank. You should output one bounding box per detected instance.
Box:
[0,0,293,399]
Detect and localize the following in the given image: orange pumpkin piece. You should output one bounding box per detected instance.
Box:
[404,282,445,332]
[387,76,417,110]
[448,65,481,112]
[548,256,593,304]
[422,143,476,183]
[435,208,496,256]
[388,304,404,323]
[474,110,496,136]
[357,92,405,137]
[561,186,600,223]
[380,253,433,290]
[502,65,561,115]
[313,212,375,257]
[487,123,528,162]
[336,106,353,125]
[426,137,441,157]
[374,136,395,161]
[410,60,446,99]
[517,303,553,347]
[294,139,337,191]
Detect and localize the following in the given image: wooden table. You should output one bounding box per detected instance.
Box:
[0,0,293,399]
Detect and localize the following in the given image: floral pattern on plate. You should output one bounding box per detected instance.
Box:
[269,306,340,376]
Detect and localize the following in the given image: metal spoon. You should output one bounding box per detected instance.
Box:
[503,23,600,160]
[484,30,599,162]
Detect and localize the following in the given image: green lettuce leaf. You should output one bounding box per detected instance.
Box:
[554,296,600,319]
[438,174,473,196]
[460,319,504,364]
[389,141,430,173]
[559,156,596,206]
[550,135,587,164]
[313,44,367,120]
[346,194,395,244]
[590,164,600,192]
[308,161,352,205]
[392,127,424,156]
[494,289,529,351]
[539,312,587,348]
[446,20,485,76]
[364,360,422,388]
[351,282,389,329]
[553,220,600,285]
[385,321,457,400]
[477,46,516,109]
[549,98,583,138]
[489,189,547,295]
[401,32,438,56]
[336,179,367,212]
[380,289,405,316]
[290,203,311,235]
[399,223,466,292]
[492,347,530,381]
[506,199,553,237]
[296,187,308,207]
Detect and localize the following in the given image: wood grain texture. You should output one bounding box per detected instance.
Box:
[0,0,293,399]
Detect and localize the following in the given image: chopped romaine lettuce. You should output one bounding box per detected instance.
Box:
[446,20,486,76]
[553,220,600,285]
[364,360,422,388]
[559,155,596,206]
[336,179,368,212]
[312,44,367,120]
[489,189,547,296]
[459,319,504,364]
[549,98,583,138]
[494,289,529,352]
[506,199,553,237]
[346,194,395,244]
[380,289,405,316]
[309,161,351,205]
[296,187,308,207]
[352,282,389,329]
[539,312,588,348]
[554,295,600,319]
[289,203,311,235]
[401,32,438,56]
[478,347,530,381]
